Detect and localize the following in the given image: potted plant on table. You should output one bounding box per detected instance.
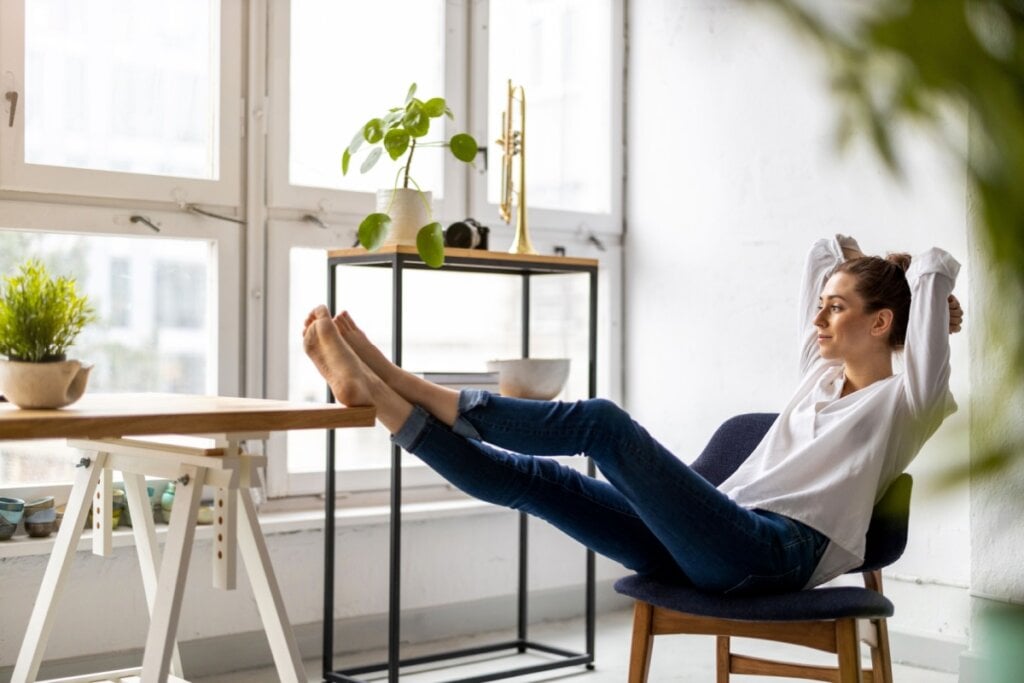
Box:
[342,83,478,268]
[0,259,96,409]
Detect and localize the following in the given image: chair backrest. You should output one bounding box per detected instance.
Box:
[690,412,778,486]
[690,413,912,573]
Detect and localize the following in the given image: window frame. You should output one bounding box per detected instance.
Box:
[0,0,244,207]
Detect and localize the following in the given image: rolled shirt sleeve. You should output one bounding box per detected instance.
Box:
[902,247,960,420]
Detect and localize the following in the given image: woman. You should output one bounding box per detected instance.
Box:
[302,234,962,595]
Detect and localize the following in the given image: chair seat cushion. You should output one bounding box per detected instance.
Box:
[614,574,894,621]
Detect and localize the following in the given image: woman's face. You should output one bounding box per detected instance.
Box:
[814,272,889,360]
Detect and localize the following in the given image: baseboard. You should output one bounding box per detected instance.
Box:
[889,627,966,675]
[957,648,984,683]
[5,580,632,681]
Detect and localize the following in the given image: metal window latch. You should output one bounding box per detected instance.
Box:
[4,91,17,127]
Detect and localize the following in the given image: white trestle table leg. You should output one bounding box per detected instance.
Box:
[210,436,240,591]
[140,464,206,683]
[237,487,306,683]
[11,451,108,683]
[123,472,185,678]
[92,464,113,556]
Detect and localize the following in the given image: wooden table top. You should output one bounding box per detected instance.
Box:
[0,393,375,441]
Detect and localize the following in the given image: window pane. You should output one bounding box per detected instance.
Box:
[289,0,447,195]
[0,229,216,486]
[488,0,612,213]
[24,0,221,179]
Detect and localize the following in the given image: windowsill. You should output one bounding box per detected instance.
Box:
[0,497,504,560]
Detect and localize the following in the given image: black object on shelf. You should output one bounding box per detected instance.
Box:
[444,218,490,250]
[323,246,599,683]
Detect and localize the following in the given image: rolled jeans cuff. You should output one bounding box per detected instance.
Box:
[391,405,431,451]
[391,389,491,451]
[453,389,490,440]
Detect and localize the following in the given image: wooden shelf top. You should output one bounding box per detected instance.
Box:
[327,245,598,271]
[0,393,375,441]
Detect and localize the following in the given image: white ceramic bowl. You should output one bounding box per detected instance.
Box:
[486,358,570,400]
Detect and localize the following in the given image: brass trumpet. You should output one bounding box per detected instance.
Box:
[497,79,537,255]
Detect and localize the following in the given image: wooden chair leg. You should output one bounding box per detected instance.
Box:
[863,571,894,683]
[836,618,864,683]
[628,601,655,683]
[870,618,894,683]
[716,635,731,683]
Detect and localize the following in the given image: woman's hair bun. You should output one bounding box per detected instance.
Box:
[886,252,912,272]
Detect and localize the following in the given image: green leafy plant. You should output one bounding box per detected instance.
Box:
[342,83,478,268]
[0,259,96,363]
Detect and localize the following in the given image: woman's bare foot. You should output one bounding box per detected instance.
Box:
[331,309,460,427]
[332,311,400,383]
[303,305,374,407]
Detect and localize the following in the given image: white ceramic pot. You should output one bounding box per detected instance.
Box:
[0,358,92,409]
[376,188,432,247]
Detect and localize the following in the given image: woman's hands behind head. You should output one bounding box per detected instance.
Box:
[948,294,963,334]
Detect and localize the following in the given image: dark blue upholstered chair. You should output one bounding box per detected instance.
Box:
[614,413,912,683]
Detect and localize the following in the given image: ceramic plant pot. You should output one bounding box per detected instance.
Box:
[376,188,432,247]
[0,359,92,409]
[0,496,25,540]
[24,496,56,538]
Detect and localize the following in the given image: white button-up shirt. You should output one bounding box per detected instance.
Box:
[718,235,960,588]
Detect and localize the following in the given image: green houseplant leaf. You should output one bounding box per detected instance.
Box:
[416,222,445,268]
[449,133,478,163]
[363,118,385,144]
[423,97,446,117]
[358,213,392,252]
[384,128,411,160]
[402,102,430,138]
[360,147,383,174]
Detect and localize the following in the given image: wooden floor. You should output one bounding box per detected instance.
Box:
[195,608,959,682]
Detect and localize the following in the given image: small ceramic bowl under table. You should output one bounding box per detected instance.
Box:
[0,496,26,540]
[24,496,57,538]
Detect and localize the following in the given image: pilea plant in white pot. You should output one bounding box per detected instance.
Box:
[342,83,478,268]
[0,259,96,409]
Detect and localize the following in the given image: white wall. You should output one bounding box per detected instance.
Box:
[625,0,972,666]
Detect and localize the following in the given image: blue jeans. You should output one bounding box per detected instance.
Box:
[392,391,828,595]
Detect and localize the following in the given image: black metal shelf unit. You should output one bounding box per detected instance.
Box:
[323,246,599,683]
